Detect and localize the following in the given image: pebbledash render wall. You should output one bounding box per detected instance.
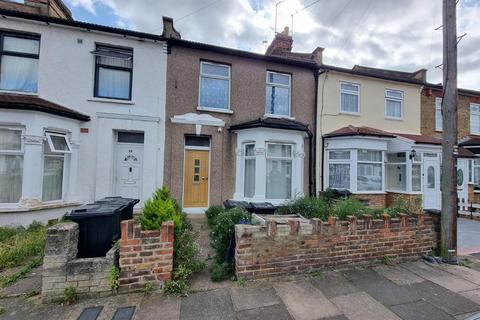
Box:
[235,213,440,280]
[118,220,174,292]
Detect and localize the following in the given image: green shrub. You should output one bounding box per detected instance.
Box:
[139,187,184,232]
[205,205,225,227]
[210,262,233,282]
[386,195,422,217]
[330,197,365,220]
[210,207,250,263]
[64,286,77,304]
[109,266,120,292]
[276,196,329,220]
[163,265,193,296]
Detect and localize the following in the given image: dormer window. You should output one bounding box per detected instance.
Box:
[265,71,291,116]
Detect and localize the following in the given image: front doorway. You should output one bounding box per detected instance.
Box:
[423,154,441,209]
[457,159,469,210]
[183,136,210,211]
[114,132,144,199]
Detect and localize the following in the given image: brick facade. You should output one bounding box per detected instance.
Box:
[42,222,115,303]
[385,192,422,210]
[118,220,174,292]
[353,194,386,208]
[235,213,439,280]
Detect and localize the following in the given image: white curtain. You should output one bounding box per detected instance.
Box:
[386,99,402,118]
[42,156,64,201]
[200,77,229,109]
[0,155,23,203]
[266,85,289,115]
[0,55,38,92]
[98,67,130,99]
[244,158,255,197]
[329,163,350,189]
[266,159,292,199]
[341,93,358,113]
[0,129,21,150]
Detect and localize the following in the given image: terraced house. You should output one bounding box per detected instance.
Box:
[316,65,446,210]
[0,5,168,224]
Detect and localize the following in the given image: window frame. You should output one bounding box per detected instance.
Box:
[265,142,293,200]
[0,127,25,205]
[385,152,408,192]
[243,143,256,198]
[93,43,133,101]
[327,150,352,190]
[198,60,231,111]
[0,31,40,93]
[435,97,443,132]
[45,132,72,154]
[470,103,480,135]
[265,70,292,117]
[356,150,383,192]
[339,81,360,115]
[384,88,404,120]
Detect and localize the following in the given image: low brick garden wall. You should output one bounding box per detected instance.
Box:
[235,213,440,280]
[42,222,115,303]
[118,220,174,292]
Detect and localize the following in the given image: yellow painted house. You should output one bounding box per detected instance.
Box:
[316,65,446,210]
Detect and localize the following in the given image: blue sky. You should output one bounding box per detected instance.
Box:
[65,0,480,89]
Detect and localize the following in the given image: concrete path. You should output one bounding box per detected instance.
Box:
[458,218,480,255]
[2,260,480,320]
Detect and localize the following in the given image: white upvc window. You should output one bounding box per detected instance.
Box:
[470,103,480,135]
[266,143,293,199]
[244,144,255,198]
[42,132,69,202]
[328,150,351,190]
[473,159,480,188]
[0,127,24,204]
[435,97,443,131]
[357,150,383,191]
[385,89,404,119]
[386,152,407,192]
[340,82,360,114]
[199,61,231,110]
[265,71,291,116]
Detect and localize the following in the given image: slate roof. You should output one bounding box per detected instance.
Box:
[394,133,442,145]
[0,93,90,121]
[228,117,311,133]
[323,126,395,138]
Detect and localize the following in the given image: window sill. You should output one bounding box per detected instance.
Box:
[197,106,233,114]
[354,191,386,195]
[264,114,295,120]
[0,201,80,213]
[0,89,38,96]
[339,111,360,117]
[385,116,404,121]
[88,98,135,105]
[385,190,422,195]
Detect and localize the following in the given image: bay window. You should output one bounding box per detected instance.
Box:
[0,128,23,203]
[386,152,407,191]
[93,44,133,100]
[0,32,40,93]
[199,61,230,110]
[357,150,382,191]
[328,150,351,189]
[244,144,255,198]
[42,132,70,202]
[266,71,291,116]
[266,143,292,199]
[473,159,480,188]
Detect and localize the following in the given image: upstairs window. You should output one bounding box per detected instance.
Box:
[93,44,133,100]
[265,71,291,116]
[199,61,230,110]
[340,82,360,114]
[385,89,403,119]
[470,103,480,135]
[0,32,40,93]
[435,97,443,131]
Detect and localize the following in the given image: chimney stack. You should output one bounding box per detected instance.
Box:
[266,26,293,55]
[162,16,181,39]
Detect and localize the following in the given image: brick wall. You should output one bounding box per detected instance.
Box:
[118,220,174,292]
[353,194,386,208]
[42,222,115,303]
[386,192,422,209]
[235,213,439,280]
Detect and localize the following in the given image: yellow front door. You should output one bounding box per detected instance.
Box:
[183,150,209,207]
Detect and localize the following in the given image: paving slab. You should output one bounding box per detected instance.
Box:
[455,312,480,320]
[343,269,421,306]
[274,280,341,320]
[235,304,293,320]
[331,292,401,320]
[461,290,480,305]
[1,274,42,297]
[230,283,281,311]
[134,294,180,320]
[0,296,66,320]
[180,288,234,320]
[409,281,480,316]
[390,300,455,320]
[309,271,360,298]
[439,264,480,286]
[402,261,479,293]
[373,265,425,286]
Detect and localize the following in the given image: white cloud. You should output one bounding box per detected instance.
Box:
[69,0,480,90]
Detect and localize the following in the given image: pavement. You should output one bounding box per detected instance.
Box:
[2,258,480,320]
[458,218,480,255]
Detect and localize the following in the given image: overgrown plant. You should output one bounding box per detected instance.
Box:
[63,286,77,305]
[143,282,155,295]
[386,195,422,217]
[276,196,329,220]
[205,205,224,227]
[109,266,120,292]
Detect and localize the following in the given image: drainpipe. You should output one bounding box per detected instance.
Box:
[317,69,328,193]
[310,70,319,196]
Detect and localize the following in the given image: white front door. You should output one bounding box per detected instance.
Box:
[114,142,143,200]
[423,156,441,209]
[457,159,468,209]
